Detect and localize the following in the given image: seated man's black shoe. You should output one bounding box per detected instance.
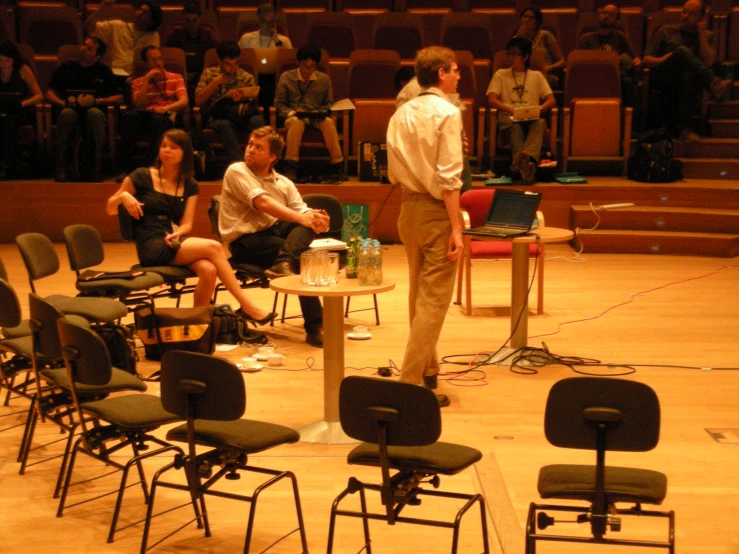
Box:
[423,373,438,390]
[264,261,296,279]
[306,327,324,348]
[436,394,450,408]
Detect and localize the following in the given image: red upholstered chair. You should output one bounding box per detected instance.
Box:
[456,189,545,316]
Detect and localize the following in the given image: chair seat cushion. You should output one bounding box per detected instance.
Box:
[75,272,165,295]
[80,394,179,430]
[1,319,31,339]
[41,366,147,394]
[166,419,300,453]
[44,295,127,323]
[348,442,483,476]
[229,260,266,280]
[0,336,34,358]
[538,464,667,505]
[132,264,196,282]
[469,242,540,258]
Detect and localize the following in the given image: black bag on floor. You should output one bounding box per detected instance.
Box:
[628,129,683,183]
[95,323,138,375]
[134,305,218,361]
[213,304,268,345]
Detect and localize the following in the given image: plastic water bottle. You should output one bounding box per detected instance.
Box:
[358,240,370,286]
[345,238,357,278]
[371,240,383,285]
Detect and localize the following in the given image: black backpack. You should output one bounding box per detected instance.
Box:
[213,304,268,345]
[628,129,683,183]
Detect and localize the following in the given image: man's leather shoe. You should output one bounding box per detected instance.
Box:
[306,327,324,347]
[436,394,450,408]
[423,373,438,390]
[264,262,296,279]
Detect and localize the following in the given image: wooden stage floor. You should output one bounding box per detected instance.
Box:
[1,242,738,554]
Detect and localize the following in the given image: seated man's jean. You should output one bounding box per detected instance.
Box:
[207,113,266,162]
[229,220,322,333]
[650,45,716,131]
[119,110,174,171]
[498,118,547,169]
[284,116,343,163]
[0,108,28,175]
[55,107,107,173]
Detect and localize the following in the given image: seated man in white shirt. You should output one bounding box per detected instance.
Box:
[487,37,555,184]
[238,4,293,49]
[218,126,330,347]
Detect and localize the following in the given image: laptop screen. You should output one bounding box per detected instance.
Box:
[486,190,542,230]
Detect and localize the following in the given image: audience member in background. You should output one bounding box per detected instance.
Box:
[218,126,328,347]
[85,0,162,79]
[387,46,464,408]
[577,4,640,107]
[165,1,219,98]
[196,41,264,163]
[487,37,555,184]
[238,4,292,49]
[0,40,43,180]
[118,45,188,178]
[514,5,565,90]
[274,45,344,183]
[47,37,122,183]
[395,70,473,192]
[107,129,277,323]
[643,0,730,142]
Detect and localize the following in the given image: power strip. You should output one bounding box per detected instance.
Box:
[598,203,635,210]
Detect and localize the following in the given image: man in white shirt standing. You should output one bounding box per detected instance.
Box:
[238,4,293,49]
[387,46,464,408]
[218,126,330,347]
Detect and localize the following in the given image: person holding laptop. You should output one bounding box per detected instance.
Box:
[487,37,555,185]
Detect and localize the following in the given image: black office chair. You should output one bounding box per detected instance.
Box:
[62,224,165,307]
[327,376,490,554]
[525,377,675,553]
[0,258,31,339]
[55,318,182,543]
[140,350,309,554]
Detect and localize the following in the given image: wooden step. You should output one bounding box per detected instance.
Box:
[708,119,739,138]
[570,205,739,233]
[678,158,739,179]
[674,137,739,158]
[708,101,739,119]
[576,229,739,257]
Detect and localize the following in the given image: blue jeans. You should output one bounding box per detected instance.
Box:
[55,107,107,171]
[207,114,265,162]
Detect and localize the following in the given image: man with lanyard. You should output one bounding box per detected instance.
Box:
[46,36,122,182]
[237,4,293,49]
[196,40,264,163]
[386,46,464,408]
[487,36,555,185]
[218,126,330,347]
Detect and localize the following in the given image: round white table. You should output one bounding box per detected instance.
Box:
[270,275,396,444]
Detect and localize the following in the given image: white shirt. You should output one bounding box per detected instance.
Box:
[95,20,159,75]
[238,30,293,49]
[487,68,552,124]
[218,161,309,245]
[387,87,463,200]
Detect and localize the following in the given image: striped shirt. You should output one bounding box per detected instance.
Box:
[131,70,187,110]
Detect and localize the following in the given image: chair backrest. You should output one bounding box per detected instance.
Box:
[132,46,188,79]
[0,277,22,329]
[440,12,495,61]
[0,258,8,283]
[16,232,60,287]
[352,99,396,154]
[305,11,356,59]
[730,8,739,62]
[348,49,401,99]
[544,377,661,453]
[160,350,245,420]
[460,189,495,228]
[57,44,81,66]
[303,193,343,237]
[1,7,16,43]
[372,12,425,60]
[570,99,622,156]
[18,5,83,57]
[453,49,476,102]
[541,8,579,60]
[274,48,331,82]
[29,293,67,359]
[339,376,441,446]
[57,317,114,387]
[63,224,106,273]
[16,43,38,77]
[564,50,621,105]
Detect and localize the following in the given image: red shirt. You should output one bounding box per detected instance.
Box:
[131,70,186,110]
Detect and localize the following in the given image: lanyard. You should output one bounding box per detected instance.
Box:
[511,69,527,103]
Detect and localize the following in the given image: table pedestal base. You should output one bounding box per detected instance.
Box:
[298,420,357,444]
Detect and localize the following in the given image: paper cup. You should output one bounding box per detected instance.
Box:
[353,326,369,338]
[258,346,275,356]
[267,353,284,367]
[242,357,258,369]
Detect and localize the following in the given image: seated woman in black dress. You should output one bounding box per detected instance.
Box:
[106,128,276,325]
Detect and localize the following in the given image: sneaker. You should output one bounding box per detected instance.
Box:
[511,151,531,176]
[538,159,558,168]
[264,261,296,279]
[522,161,538,185]
[679,128,701,143]
[710,77,731,102]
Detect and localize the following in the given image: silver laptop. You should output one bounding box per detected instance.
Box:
[464,190,542,238]
[512,105,541,122]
